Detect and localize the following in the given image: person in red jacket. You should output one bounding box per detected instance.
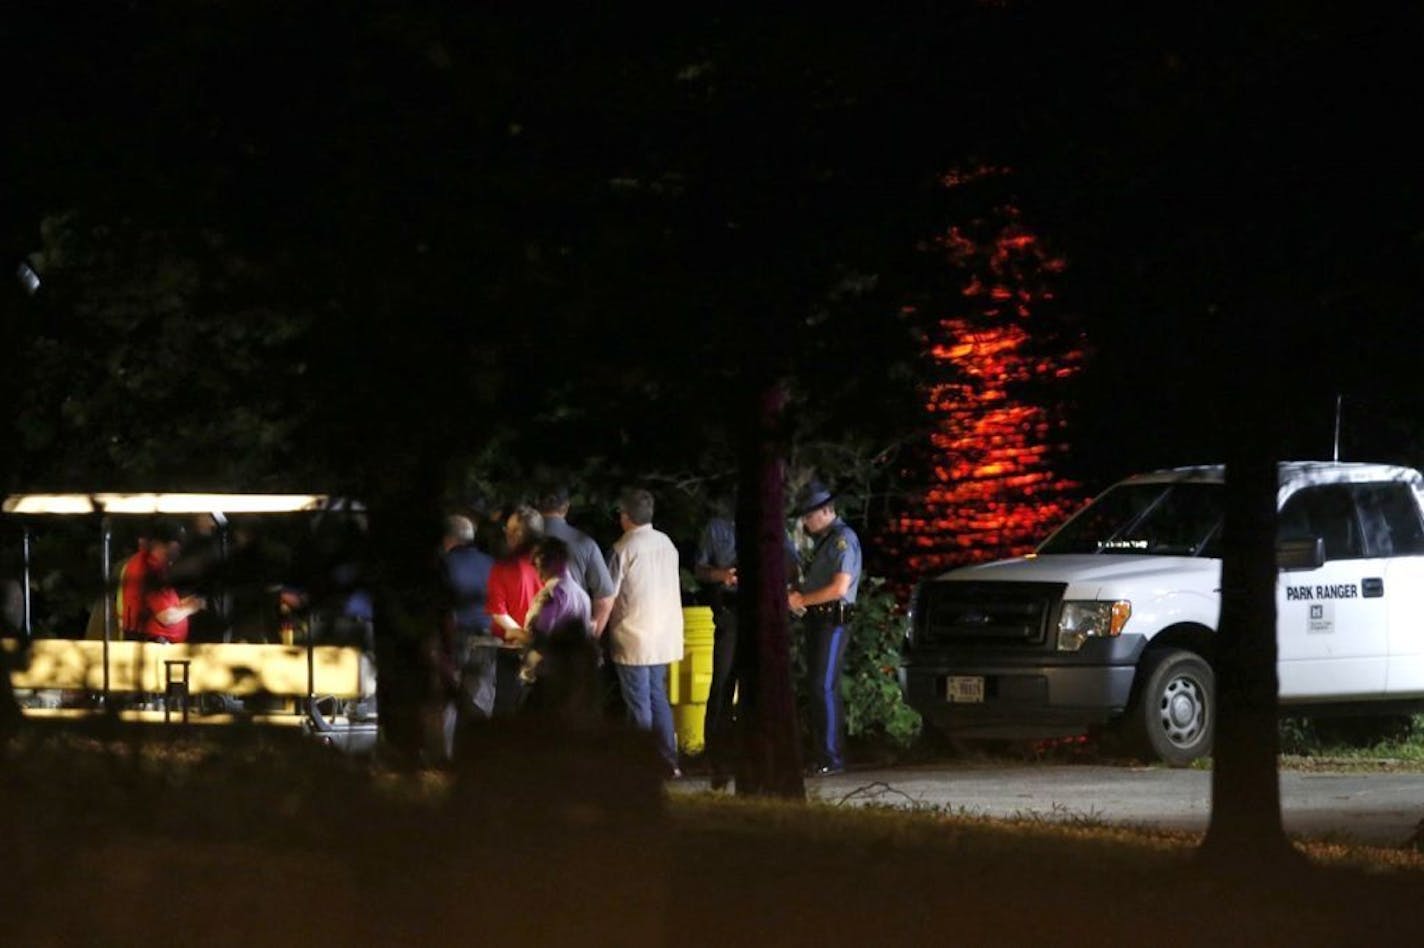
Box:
[484,504,543,713]
[118,534,153,639]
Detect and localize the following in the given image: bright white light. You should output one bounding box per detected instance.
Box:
[3,494,96,514]
[16,261,40,295]
[101,494,329,514]
[2,493,335,515]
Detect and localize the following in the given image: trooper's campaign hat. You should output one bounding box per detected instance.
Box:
[791,481,837,517]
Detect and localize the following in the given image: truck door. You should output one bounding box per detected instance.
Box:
[1349,482,1424,695]
[1275,484,1388,700]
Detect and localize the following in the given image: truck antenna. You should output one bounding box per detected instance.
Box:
[1332,393,1343,463]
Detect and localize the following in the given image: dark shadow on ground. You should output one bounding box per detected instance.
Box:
[1,724,1421,947]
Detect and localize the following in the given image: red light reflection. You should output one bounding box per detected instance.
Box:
[886,180,1089,579]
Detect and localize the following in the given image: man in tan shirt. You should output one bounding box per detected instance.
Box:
[605,487,685,776]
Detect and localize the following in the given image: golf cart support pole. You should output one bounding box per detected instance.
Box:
[21,524,32,639]
[307,606,315,710]
[101,518,112,706]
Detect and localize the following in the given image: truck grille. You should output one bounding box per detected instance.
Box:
[914,581,1065,647]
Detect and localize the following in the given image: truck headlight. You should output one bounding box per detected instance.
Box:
[1056,600,1131,652]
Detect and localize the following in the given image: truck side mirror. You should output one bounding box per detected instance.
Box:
[1277,536,1325,571]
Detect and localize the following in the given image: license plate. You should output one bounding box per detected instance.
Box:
[947,675,984,703]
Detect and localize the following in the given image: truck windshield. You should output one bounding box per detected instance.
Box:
[1037,482,1224,557]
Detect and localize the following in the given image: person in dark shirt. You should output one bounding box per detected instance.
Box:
[535,483,616,636]
[2,576,24,637]
[695,492,801,789]
[168,514,229,643]
[441,514,495,759]
[694,494,739,789]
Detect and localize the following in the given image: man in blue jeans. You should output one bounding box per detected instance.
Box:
[605,487,685,777]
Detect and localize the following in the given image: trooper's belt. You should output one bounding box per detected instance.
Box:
[803,601,854,623]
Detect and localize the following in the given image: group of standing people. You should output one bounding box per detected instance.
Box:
[441,477,864,785]
[696,481,862,784]
[438,485,685,775]
[99,477,863,782]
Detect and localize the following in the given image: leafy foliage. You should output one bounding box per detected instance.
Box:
[839,577,922,748]
[790,575,921,751]
[13,215,311,490]
[1279,715,1424,761]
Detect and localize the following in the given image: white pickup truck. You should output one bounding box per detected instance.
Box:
[900,461,1424,765]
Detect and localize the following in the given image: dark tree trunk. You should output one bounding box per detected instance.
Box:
[733,379,805,798]
[0,642,21,744]
[1200,375,1302,870]
[368,458,446,769]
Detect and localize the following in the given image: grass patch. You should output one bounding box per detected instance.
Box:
[671,790,1424,873]
[1279,713,1424,764]
[4,727,1424,946]
[667,790,1424,946]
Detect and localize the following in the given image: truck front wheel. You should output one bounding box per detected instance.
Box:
[1132,649,1214,766]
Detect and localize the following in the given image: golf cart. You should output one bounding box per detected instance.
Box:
[1,492,377,752]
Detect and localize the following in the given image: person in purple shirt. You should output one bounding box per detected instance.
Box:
[505,537,597,715]
[508,537,591,668]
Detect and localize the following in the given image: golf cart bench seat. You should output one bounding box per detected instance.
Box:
[5,639,365,697]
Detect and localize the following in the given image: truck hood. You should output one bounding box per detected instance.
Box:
[934,554,1219,589]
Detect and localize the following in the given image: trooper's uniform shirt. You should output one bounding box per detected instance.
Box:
[801,518,862,606]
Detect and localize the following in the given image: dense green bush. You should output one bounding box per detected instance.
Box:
[840,577,922,748]
[791,576,922,750]
[1280,713,1424,757]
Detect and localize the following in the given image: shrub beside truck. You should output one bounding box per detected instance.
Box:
[900,462,1424,765]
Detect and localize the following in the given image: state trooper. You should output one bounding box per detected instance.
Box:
[787,481,862,776]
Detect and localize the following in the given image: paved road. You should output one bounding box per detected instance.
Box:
[680,764,1424,846]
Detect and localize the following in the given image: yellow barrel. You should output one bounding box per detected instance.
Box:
[667,606,716,753]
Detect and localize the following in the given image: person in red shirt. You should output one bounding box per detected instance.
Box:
[142,580,205,643]
[484,504,543,713]
[133,526,205,644]
[485,505,544,639]
[118,540,150,639]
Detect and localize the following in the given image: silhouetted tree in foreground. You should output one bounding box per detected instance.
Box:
[1200,380,1301,870]
[732,381,803,797]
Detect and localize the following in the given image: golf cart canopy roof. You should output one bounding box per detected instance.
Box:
[1,493,359,516]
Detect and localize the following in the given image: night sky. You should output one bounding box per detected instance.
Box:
[3,4,1422,501]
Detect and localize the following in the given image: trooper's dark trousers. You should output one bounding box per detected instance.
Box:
[702,604,738,779]
[804,613,850,771]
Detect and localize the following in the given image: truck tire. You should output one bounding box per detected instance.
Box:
[1133,649,1214,767]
